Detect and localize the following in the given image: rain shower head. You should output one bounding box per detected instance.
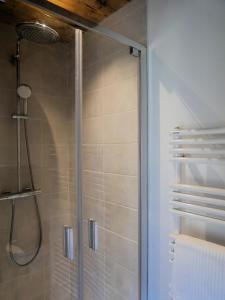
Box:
[16,22,60,44]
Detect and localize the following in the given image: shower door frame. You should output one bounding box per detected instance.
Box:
[21,1,149,299]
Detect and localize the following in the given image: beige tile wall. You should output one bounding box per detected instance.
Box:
[0,22,77,300]
[83,32,139,300]
[101,0,147,45]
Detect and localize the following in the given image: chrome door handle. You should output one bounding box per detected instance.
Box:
[63,226,74,260]
[88,219,98,251]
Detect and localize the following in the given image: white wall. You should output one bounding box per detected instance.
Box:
[147,0,225,299]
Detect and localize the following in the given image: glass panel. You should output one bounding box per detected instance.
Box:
[82,31,140,300]
[0,10,78,300]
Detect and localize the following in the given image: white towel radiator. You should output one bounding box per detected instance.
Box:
[170,126,225,225]
[169,126,225,299]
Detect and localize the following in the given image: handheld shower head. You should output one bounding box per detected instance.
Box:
[17,84,32,99]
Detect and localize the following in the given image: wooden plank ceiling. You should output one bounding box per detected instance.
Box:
[0,0,130,42]
[46,0,130,23]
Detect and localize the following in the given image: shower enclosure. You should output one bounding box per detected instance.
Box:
[0,1,148,299]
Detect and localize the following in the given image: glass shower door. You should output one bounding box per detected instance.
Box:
[39,32,79,300]
[82,32,140,300]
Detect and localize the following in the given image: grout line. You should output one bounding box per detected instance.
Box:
[82,169,137,177]
[83,142,138,145]
[82,170,137,177]
[82,170,137,178]
[83,49,125,69]
[84,194,138,211]
[84,219,138,245]
[83,73,138,92]
[83,75,138,95]
[103,227,138,245]
[83,48,126,70]
[83,108,138,120]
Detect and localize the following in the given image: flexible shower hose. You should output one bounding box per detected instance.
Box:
[8,116,43,266]
[8,38,42,266]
